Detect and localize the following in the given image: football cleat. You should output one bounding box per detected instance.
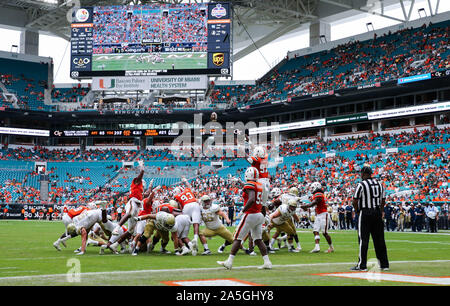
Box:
[350,266,367,272]
[73,247,81,253]
[75,251,85,256]
[258,262,273,270]
[295,246,302,252]
[289,247,300,253]
[325,247,334,253]
[109,242,119,254]
[181,246,191,256]
[381,267,390,271]
[99,247,105,255]
[160,247,171,254]
[202,249,212,255]
[53,241,61,251]
[131,248,138,256]
[267,247,276,254]
[217,260,232,270]
[310,248,320,253]
[147,242,154,253]
[217,245,226,254]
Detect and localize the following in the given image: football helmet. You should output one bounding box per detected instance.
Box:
[288,199,297,209]
[86,202,97,210]
[169,200,179,209]
[200,195,212,209]
[165,214,175,228]
[67,223,77,236]
[288,187,299,197]
[253,146,266,158]
[310,182,322,192]
[270,188,282,198]
[244,167,259,181]
[173,186,183,196]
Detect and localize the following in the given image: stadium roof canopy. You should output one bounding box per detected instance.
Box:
[0,0,443,61]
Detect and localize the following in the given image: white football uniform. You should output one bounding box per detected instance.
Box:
[201,204,222,230]
[272,204,296,225]
[174,215,191,239]
[72,209,103,234]
[125,197,142,234]
[182,202,202,224]
[313,212,329,234]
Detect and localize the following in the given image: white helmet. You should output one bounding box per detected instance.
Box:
[169,200,179,209]
[253,146,266,158]
[270,188,282,198]
[200,195,212,209]
[173,186,183,196]
[310,182,322,192]
[86,202,97,210]
[245,167,259,181]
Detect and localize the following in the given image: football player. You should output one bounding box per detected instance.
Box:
[198,195,234,255]
[66,206,109,255]
[134,200,183,254]
[173,177,202,253]
[217,167,272,270]
[53,201,105,251]
[301,182,334,253]
[246,146,270,206]
[268,198,301,252]
[131,182,161,255]
[105,161,145,253]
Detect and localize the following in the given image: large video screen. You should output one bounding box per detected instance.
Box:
[70,2,231,79]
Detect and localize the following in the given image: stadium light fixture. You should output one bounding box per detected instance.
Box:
[320,35,327,44]
[10,45,18,53]
[366,22,375,32]
[418,8,427,18]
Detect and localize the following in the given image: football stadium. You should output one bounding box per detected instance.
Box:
[0,0,449,293]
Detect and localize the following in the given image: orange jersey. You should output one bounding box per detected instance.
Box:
[174,188,197,208]
[138,197,153,216]
[242,181,264,214]
[67,206,89,219]
[129,180,144,201]
[312,191,327,214]
[250,154,269,178]
[156,203,174,213]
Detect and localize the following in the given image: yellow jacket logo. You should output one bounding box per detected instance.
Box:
[213,53,224,66]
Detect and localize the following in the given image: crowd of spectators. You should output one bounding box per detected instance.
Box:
[210,21,450,108]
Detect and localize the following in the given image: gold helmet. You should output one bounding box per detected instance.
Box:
[66,223,77,236]
[165,214,175,228]
[200,195,212,209]
[288,187,299,197]
[288,199,297,209]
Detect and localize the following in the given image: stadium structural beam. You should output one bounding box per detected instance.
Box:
[320,0,406,23]
[232,22,307,63]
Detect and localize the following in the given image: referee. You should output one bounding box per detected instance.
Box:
[351,165,389,271]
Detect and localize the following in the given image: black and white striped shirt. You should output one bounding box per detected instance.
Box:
[353,178,385,209]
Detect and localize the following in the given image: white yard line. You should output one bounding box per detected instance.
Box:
[0,259,448,282]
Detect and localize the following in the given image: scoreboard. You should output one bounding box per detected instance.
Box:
[70,2,232,79]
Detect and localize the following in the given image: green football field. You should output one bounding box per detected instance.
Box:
[92,52,207,71]
[0,220,449,286]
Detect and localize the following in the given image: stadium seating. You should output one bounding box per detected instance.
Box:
[0,57,54,112]
[211,20,450,108]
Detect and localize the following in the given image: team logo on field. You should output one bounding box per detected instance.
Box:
[212,53,225,66]
[211,4,227,18]
[75,8,90,22]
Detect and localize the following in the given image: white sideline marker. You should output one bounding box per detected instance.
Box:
[317,272,450,285]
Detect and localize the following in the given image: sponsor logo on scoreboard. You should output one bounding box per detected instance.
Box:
[75,8,90,22]
[212,53,225,66]
[72,56,91,69]
[211,4,227,18]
